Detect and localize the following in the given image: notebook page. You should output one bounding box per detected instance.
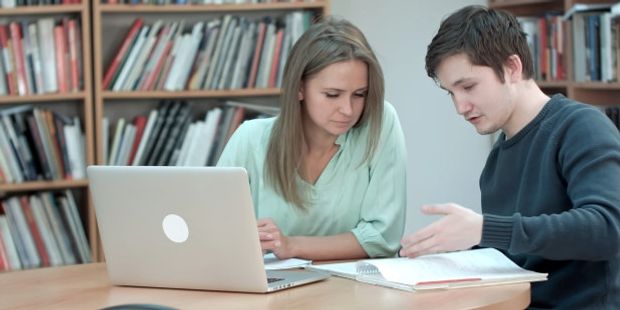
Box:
[361,248,545,286]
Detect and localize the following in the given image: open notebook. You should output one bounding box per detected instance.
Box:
[307,248,547,291]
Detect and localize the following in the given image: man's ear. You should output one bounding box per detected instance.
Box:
[504,54,523,83]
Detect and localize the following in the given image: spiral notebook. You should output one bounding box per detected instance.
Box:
[307,248,547,291]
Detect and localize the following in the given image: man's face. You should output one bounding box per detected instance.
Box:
[435,53,515,135]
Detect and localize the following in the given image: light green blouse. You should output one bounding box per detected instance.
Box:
[217,101,407,257]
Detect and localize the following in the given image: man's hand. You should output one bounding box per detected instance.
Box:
[400,203,483,258]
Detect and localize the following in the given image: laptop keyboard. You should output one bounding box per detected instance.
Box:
[268,277,284,283]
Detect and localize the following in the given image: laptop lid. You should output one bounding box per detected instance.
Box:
[87,166,328,293]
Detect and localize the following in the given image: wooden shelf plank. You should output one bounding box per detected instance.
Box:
[571,82,620,90]
[102,88,281,99]
[0,179,89,194]
[0,4,85,15]
[0,92,87,105]
[488,0,563,15]
[537,80,571,88]
[97,2,326,13]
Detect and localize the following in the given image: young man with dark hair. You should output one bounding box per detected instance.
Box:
[400,5,620,308]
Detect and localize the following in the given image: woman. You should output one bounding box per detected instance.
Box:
[217,17,406,260]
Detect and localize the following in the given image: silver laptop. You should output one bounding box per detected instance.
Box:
[87,165,329,293]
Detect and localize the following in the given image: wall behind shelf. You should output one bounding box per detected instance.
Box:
[332,0,490,233]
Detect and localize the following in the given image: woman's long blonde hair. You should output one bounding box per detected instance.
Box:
[266,17,385,210]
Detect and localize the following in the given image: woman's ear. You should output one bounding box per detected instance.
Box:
[298,84,304,101]
[504,54,523,83]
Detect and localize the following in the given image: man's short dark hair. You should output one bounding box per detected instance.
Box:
[425,5,534,83]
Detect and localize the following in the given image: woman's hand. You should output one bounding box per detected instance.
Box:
[257,218,295,259]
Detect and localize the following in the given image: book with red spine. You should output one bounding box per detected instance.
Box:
[247,21,267,88]
[102,18,144,90]
[20,196,50,267]
[268,27,284,88]
[54,25,69,93]
[0,25,17,95]
[9,22,29,95]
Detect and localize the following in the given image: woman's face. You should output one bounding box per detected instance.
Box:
[299,59,368,140]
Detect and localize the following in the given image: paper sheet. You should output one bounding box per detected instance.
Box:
[263,253,311,270]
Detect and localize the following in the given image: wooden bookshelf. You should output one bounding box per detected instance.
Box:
[0,2,95,271]
[490,0,620,106]
[90,0,330,262]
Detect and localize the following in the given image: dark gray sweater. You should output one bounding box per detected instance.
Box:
[479,95,620,309]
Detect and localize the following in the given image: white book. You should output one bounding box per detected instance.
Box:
[1,0,16,8]
[169,22,204,91]
[1,114,30,180]
[132,110,158,166]
[0,122,23,183]
[27,23,44,95]
[175,122,197,166]
[573,14,587,82]
[64,123,85,179]
[307,248,548,291]
[6,197,40,268]
[0,216,21,270]
[20,22,35,95]
[181,121,204,166]
[204,15,233,89]
[210,17,238,90]
[113,25,150,91]
[0,143,14,183]
[231,21,255,89]
[600,13,613,82]
[160,27,186,91]
[0,54,6,95]
[122,21,163,91]
[217,22,243,90]
[256,21,276,88]
[198,108,222,166]
[102,117,109,165]
[115,124,136,165]
[37,18,58,93]
[29,195,63,267]
[108,118,126,165]
[61,190,91,263]
[40,192,76,265]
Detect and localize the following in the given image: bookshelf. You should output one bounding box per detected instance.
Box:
[0,1,95,271]
[489,0,620,106]
[91,1,330,261]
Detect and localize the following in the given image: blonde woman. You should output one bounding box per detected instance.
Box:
[217,17,406,260]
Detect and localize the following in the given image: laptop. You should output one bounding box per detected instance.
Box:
[87,165,329,293]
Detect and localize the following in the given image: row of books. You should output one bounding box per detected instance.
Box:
[104,100,277,167]
[102,11,312,91]
[0,17,83,96]
[518,15,566,82]
[0,0,80,7]
[101,0,313,4]
[604,106,620,131]
[0,190,91,272]
[571,10,620,82]
[0,105,86,184]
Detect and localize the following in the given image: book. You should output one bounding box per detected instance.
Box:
[306,248,547,291]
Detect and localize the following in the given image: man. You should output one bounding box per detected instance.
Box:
[400,5,620,308]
